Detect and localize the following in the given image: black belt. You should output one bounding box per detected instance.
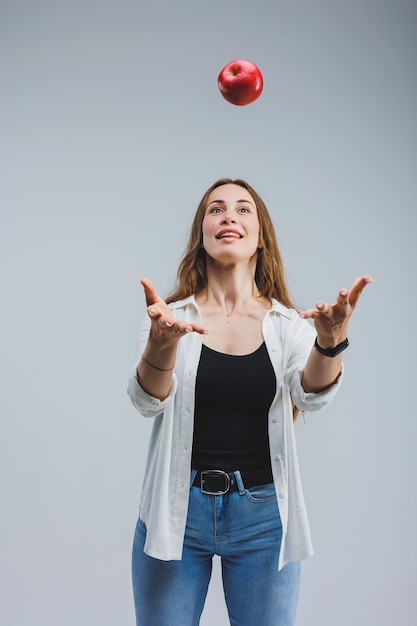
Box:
[192,468,273,495]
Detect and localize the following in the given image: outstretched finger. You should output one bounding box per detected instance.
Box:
[335,287,349,310]
[300,304,326,319]
[152,318,208,338]
[348,275,374,308]
[168,321,208,336]
[140,277,161,307]
[188,323,208,335]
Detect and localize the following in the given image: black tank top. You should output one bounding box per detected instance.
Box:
[191,342,276,485]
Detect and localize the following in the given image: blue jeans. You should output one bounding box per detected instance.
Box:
[132,471,300,626]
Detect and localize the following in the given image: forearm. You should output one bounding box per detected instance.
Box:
[136,336,179,400]
[301,341,343,393]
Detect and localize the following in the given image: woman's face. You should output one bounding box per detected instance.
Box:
[201,184,260,265]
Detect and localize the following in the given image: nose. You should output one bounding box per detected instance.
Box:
[221,213,236,224]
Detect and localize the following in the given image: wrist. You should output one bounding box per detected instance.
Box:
[141,355,175,372]
[142,337,178,370]
[314,336,349,357]
[148,328,181,349]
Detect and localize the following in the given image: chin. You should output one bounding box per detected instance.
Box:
[209,251,258,268]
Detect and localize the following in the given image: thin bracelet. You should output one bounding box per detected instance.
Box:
[141,355,175,371]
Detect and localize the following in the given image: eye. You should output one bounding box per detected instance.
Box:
[238,206,250,213]
[208,206,223,214]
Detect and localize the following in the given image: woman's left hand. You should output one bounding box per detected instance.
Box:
[300,275,374,347]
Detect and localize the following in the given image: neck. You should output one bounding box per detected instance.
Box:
[199,262,261,315]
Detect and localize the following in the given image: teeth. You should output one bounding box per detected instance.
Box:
[219,232,240,238]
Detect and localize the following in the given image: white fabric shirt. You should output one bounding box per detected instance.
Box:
[127,296,343,570]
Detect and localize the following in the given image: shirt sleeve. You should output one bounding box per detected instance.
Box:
[283,313,344,412]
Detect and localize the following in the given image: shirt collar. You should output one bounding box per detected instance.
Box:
[269,298,292,319]
[169,295,198,310]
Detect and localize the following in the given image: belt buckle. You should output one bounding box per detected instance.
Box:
[200,470,230,495]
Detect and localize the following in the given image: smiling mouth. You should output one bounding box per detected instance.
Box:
[216,230,243,239]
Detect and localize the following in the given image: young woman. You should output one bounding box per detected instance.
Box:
[127,178,373,626]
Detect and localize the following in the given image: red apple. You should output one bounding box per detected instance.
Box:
[218,59,263,106]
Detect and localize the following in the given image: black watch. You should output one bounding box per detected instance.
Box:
[314,337,349,357]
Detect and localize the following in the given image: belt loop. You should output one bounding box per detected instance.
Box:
[234,470,246,495]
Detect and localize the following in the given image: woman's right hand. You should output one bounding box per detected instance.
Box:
[137,278,206,399]
[141,277,207,344]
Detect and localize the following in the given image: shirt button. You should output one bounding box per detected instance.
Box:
[272,345,278,351]
[278,493,285,499]
[272,417,277,423]
[274,455,280,462]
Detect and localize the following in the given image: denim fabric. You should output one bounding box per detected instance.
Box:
[132,472,300,626]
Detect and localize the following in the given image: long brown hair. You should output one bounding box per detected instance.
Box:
[166,178,296,309]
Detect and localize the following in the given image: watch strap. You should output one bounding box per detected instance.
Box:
[314,337,349,357]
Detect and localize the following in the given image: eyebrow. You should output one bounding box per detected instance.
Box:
[207,199,255,207]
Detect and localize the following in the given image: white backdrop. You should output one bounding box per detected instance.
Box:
[1,1,416,624]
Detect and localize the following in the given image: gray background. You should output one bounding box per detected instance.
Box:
[1,0,416,624]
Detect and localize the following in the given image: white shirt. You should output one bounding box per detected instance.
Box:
[127,296,343,570]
